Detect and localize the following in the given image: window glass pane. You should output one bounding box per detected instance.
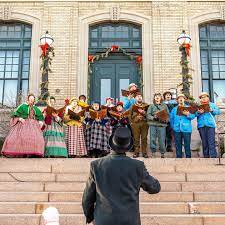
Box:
[0,80,3,105]
[133,28,140,38]
[0,51,5,57]
[119,79,130,102]
[212,58,218,64]
[219,58,225,64]
[202,80,209,93]
[6,51,13,57]
[212,71,219,79]
[21,80,29,98]
[23,57,29,64]
[202,71,209,79]
[89,23,141,49]
[0,42,6,47]
[213,80,225,99]
[0,58,5,64]
[219,65,225,71]
[200,41,207,47]
[101,79,111,105]
[133,41,140,48]
[23,50,30,58]
[0,72,4,78]
[0,65,4,72]
[220,72,225,79]
[22,71,29,78]
[199,26,207,38]
[90,42,98,48]
[3,80,18,107]
[202,65,208,72]
[5,65,11,72]
[6,58,12,65]
[211,41,225,48]
[6,41,21,47]
[5,72,11,78]
[23,41,31,47]
[201,57,208,65]
[201,50,208,58]
[13,57,19,64]
[212,65,219,72]
[22,65,29,72]
[91,29,98,38]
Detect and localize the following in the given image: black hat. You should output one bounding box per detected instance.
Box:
[108,127,133,153]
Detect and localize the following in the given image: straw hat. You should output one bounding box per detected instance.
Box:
[176,93,186,100]
[199,92,209,99]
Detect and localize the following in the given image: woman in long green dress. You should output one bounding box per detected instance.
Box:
[43,96,68,158]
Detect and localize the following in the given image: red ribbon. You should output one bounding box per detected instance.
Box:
[136,56,142,65]
[40,43,49,57]
[64,97,70,106]
[88,55,94,62]
[111,45,119,52]
[184,43,191,57]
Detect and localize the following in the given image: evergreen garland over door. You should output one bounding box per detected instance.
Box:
[89,22,142,104]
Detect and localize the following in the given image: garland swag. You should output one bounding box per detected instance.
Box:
[87,45,143,101]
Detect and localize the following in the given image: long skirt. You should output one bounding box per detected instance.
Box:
[85,122,109,152]
[65,126,87,156]
[2,118,44,157]
[43,121,68,157]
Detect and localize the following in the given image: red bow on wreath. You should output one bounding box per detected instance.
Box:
[136,56,142,65]
[111,45,119,52]
[88,55,94,62]
[40,43,49,57]
[184,43,191,57]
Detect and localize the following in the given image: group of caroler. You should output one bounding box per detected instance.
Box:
[1,83,221,159]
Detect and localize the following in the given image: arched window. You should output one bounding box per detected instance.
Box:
[89,22,141,53]
[0,22,32,107]
[199,22,225,101]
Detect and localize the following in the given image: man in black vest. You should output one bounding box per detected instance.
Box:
[82,127,161,225]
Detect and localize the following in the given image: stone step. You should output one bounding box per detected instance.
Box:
[1,181,225,192]
[0,202,225,214]
[1,172,225,183]
[1,214,225,225]
[1,192,225,203]
[49,192,194,202]
[44,181,182,192]
[0,158,224,174]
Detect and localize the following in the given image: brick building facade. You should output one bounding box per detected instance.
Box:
[0,0,225,107]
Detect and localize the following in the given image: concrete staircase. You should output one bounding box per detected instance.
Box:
[0,158,225,225]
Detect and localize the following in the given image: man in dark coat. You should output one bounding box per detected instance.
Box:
[82,127,161,225]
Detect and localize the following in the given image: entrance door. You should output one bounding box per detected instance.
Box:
[91,56,138,104]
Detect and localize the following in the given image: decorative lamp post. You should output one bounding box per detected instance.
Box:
[36,31,55,106]
[177,30,192,100]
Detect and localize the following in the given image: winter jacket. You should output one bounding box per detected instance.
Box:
[170,105,195,133]
[196,102,221,129]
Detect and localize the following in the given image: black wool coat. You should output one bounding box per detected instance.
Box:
[82,152,161,225]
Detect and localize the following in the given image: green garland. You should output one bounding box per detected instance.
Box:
[87,46,143,101]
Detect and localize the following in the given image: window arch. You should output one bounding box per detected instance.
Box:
[0,22,32,107]
[89,22,142,53]
[199,22,225,101]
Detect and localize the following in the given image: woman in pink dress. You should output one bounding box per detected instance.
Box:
[2,94,45,157]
